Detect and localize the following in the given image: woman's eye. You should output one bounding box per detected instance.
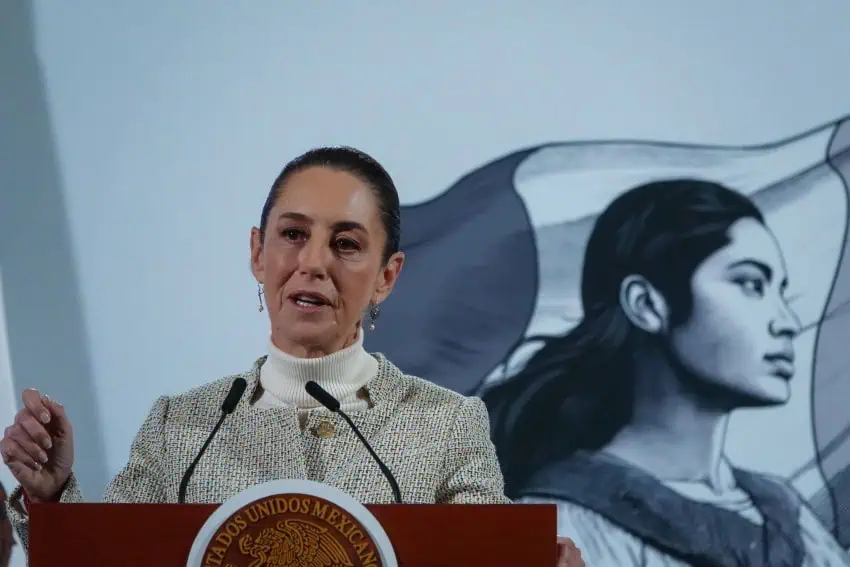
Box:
[738,278,765,297]
[336,238,360,251]
[282,229,305,241]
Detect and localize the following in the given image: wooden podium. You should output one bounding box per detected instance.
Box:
[29,502,556,566]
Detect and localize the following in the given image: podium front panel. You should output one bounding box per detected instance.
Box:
[30,502,555,566]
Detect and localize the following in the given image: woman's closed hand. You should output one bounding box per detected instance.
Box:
[557,536,584,567]
[1,389,74,503]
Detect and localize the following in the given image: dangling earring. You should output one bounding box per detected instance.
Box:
[257,282,265,312]
[368,303,380,331]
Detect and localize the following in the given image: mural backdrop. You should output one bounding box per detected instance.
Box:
[366,116,850,565]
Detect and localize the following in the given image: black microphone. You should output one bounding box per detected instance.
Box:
[305,381,402,504]
[178,377,247,504]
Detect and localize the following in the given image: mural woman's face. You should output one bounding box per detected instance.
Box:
[669,218,801,406]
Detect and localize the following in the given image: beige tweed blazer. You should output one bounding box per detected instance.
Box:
[8,353,510,549]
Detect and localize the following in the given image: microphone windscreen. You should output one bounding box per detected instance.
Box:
[305,381,341,412]
[221,378,248,414]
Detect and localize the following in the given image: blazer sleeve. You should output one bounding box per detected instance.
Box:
[4,395,171,552]
[435,395,511,504]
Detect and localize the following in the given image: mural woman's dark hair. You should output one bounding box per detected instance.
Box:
[481,178,765,497]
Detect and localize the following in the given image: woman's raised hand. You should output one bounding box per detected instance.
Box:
[1,389,74,502]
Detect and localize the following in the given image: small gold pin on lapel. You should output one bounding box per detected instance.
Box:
[312,421,335,439]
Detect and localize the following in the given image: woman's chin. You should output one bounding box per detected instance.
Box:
[735,377,792,407]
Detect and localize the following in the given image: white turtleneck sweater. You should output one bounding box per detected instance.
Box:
[255,328,378,427]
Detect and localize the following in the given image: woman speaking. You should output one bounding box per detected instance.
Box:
[1,146,581,566]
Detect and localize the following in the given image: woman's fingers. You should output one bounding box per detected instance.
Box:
[21,389,51,425]
[1,434,42,472]
[16,411,52,456]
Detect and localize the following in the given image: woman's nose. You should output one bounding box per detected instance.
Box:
[297,239,332,276]
[770,301,802,338]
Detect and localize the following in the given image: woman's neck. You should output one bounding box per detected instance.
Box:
[601,349,731,490]
[271,328,359,359]
[259,327,378,408]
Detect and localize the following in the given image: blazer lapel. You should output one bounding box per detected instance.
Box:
[224,361,309,486]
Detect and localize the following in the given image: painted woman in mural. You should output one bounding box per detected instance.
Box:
[481,179,850,566]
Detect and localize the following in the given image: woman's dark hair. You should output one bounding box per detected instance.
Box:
[481,178,765,497]
[259,146,402,262]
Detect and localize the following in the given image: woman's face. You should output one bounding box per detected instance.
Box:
[669,218,801,406]
[250,166,403,357]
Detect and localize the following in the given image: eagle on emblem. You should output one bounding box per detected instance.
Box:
[237,518,355,567]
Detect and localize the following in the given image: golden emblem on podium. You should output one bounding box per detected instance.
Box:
[237,518,352,567]
[189,481,394,567]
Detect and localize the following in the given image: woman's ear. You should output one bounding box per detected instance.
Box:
[373,251,405,304]
[250,227,264,282]
[619,274,669,334]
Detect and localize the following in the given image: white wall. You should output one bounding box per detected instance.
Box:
[14,0,850,495]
